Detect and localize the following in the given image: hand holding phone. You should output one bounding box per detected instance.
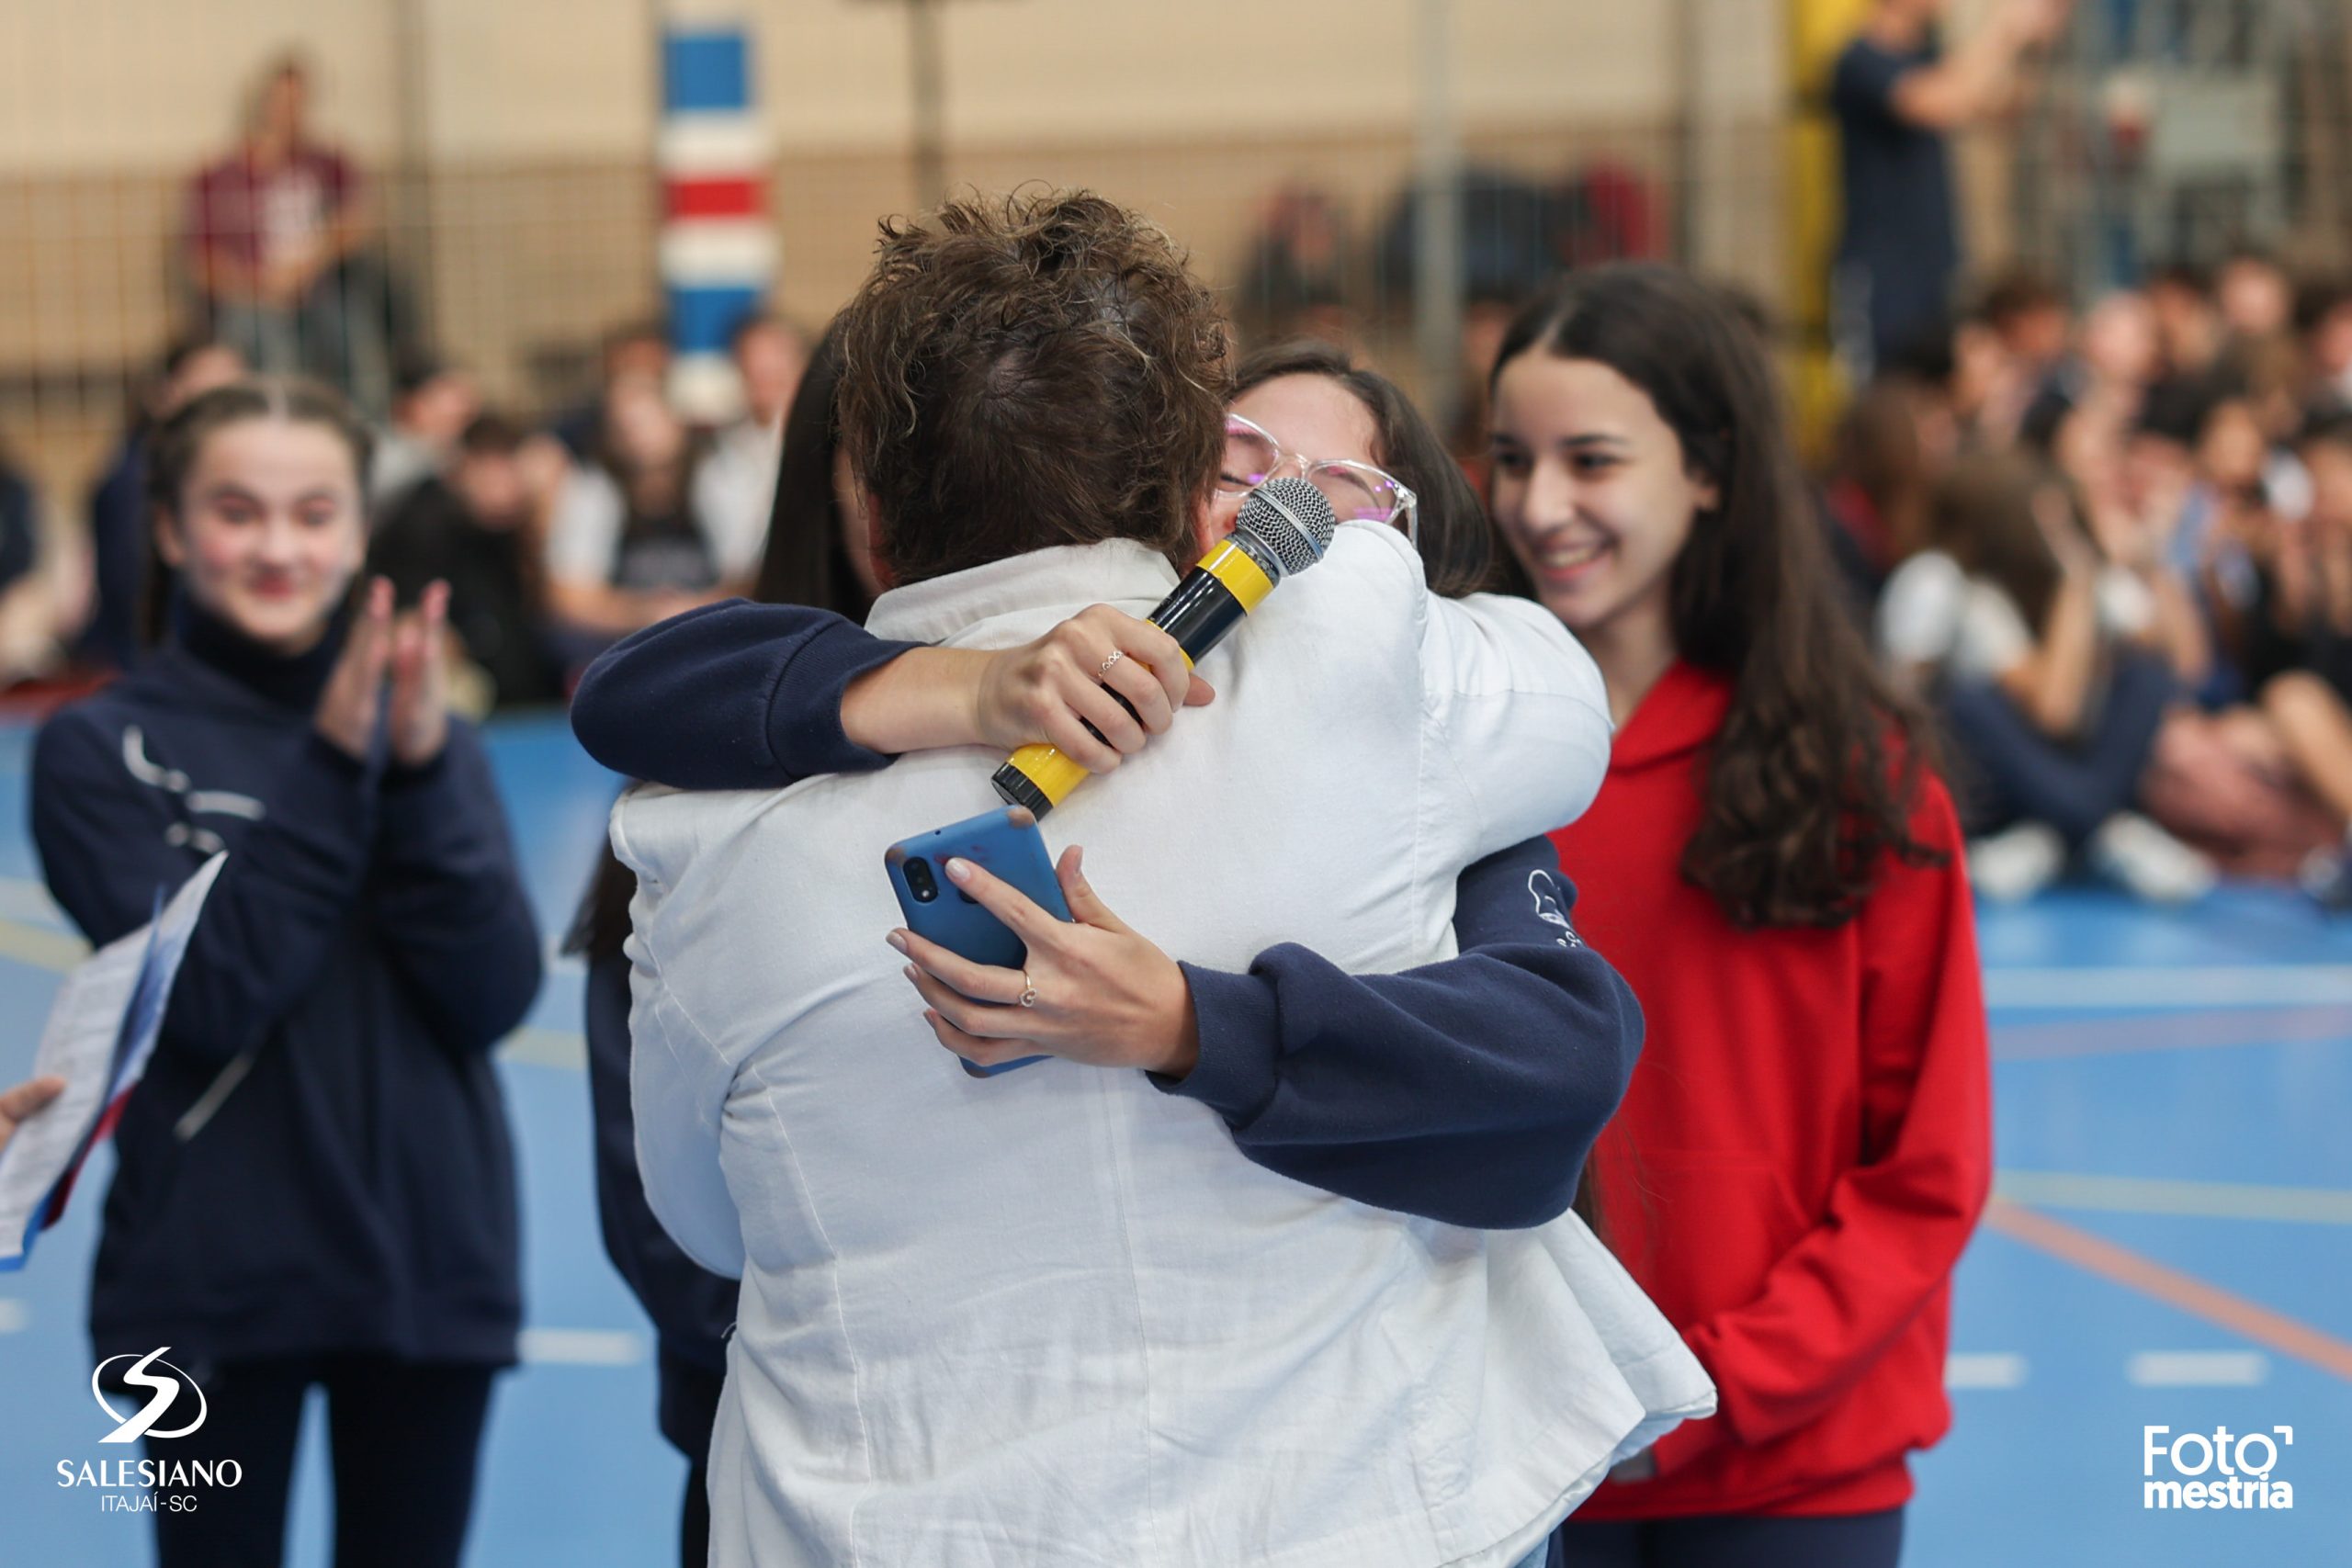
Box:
[886,807,1074,1077]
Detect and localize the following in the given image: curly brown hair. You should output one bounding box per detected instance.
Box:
[833,189,1232,586]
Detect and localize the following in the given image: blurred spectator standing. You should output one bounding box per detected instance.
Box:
[1238,186,1354,348]
[1824,377,1939,612]
[1832,0,2071,380]
[2021,288,2159,454]
[2216,249,2295,345]
[371,414,566,711]
[2146,263,2226,388]
[81,338,246,672]
[544,376,730,647]
[0,449,45,629]
[371,357,483,516]
[693,314,809,589]
[552,321,672,461]
[0,441,89,688]
[185,54,392,414]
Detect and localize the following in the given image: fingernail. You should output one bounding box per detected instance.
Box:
[944,858,972,883]
[902,964,918,981]
[886,930,908,953]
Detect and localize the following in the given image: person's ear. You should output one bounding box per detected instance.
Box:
[861,490,897,591]
[1191,487,1229,556]
[153,507,187,570]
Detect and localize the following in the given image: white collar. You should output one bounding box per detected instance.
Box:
[865,540,1182,643]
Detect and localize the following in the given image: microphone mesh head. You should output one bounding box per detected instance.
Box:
[1236,476,1340,579]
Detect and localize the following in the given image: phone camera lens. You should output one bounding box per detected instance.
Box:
[905,857,939,903]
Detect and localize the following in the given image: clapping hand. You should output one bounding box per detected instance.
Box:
[387,581,453,768]
[313,577,454,767]
[314,578,396,760]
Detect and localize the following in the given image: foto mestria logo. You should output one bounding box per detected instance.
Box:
[2143,1425,2295,1510]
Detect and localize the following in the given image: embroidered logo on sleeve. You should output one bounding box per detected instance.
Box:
[122,727,266,857]
[1525,870,1583,949]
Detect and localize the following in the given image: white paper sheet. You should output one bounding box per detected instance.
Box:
[0,852,227,1270]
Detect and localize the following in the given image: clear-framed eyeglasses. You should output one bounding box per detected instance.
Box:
[1216,413,1419,546]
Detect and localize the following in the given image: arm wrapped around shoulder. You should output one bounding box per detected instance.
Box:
[1419,589,1615,857]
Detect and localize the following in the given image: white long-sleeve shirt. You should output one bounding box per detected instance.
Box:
[617,525,1713,1568]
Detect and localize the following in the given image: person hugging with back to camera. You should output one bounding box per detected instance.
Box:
[610,190,1712,1568]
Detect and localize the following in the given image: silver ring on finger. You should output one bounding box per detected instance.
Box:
[1018,971,1039,1009]
[1097,649,1124,678]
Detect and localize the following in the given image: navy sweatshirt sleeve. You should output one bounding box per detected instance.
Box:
[566,603,1645,1230]
[371,724,545,1054]
[32,713,383,1069]
[1159,837,1643,1229]
[583,946,736,1375]
[571,599,918,787]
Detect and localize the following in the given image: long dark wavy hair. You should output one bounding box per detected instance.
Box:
[751,321,873,617]
[566,319,874,965]
[1232,340,1502,596]
[1493,265,1943,928]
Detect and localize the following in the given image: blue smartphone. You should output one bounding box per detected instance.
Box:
[885,805,1073,1077]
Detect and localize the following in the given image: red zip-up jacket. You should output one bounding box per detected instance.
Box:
[1555,660,1991,1519]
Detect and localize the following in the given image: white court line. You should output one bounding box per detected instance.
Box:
[1984,965,2352,1010]
[0,1298,27,1334]
[517,1328,647,1367]
[1996,1171,2352,1224]
[1945,1352,2027,1389]
[2128,1350,2269,1387]
[502,1027,585,1070]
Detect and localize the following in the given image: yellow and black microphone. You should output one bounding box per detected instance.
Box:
[991,475,1340,818]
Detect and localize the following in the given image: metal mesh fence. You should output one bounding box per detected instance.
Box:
[2,2,2348,531]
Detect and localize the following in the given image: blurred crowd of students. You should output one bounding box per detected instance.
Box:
[0,309,810,719]
[1824,253,2352,907]
[14,244,2352,922]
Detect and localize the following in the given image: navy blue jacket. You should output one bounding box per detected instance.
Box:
[30,603,543,1367]
[574,599,1642,1230]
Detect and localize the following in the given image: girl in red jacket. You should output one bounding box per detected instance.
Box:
[1487,265,1992,1568]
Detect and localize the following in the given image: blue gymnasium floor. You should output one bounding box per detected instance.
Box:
[1,714,2347,1568]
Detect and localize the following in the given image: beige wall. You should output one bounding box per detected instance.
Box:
[1,0,1718,167]
[0,1,1788,501]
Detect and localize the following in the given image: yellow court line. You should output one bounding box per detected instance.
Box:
[0,918,85,974]
[1984,1200,2352,1384]
[1996,1170,2352,1225]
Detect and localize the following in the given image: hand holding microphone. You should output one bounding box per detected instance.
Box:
[992,477,1340,816]
[971,608,1217,777]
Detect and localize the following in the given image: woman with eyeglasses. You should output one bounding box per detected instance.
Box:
[570,340,1648,1266]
